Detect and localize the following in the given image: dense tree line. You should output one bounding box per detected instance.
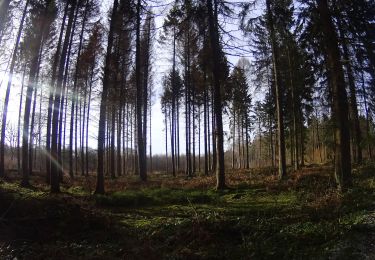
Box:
[0,0,374,193]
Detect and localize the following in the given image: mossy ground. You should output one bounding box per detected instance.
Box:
[0,165,374,259]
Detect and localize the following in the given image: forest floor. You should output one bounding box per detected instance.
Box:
[0,164,374,259]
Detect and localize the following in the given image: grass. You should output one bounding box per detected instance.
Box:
[0,165,374,259]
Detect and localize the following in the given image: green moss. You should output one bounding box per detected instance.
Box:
[65,186,90,196]
[0,182,46,198]
[95,188,221,207]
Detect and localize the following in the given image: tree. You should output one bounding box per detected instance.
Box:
[0,0,11,44]
[0,0,30,178]
[206,0,226,189]
[95,0,118,194]
[21,0,57,187]
[135,0,147,181]
[316,0,352,190]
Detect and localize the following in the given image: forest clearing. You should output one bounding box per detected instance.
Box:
[0,165,375,259]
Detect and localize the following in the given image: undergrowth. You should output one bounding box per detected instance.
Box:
[0,164,374,259]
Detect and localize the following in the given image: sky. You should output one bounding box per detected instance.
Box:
[0,0,264,155]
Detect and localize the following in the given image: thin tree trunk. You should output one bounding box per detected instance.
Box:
[17,66,27,174]
[86,70,93,176]
[28,72,39,177]
[232,110,235,169]
[81,82,87,177]
[198,105,201,173]
[204,79,208,176]
[287,45,299,170]
[165,106,168,174]
[246,117,249,169]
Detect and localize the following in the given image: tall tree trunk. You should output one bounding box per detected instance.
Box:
[338,24,362,164]
[0,0,29,178]
[17,66,27,174]
[46,1,68,184]
[28,66,40,178]
[110,106,116,178]
[317,0,352,189]
[266,0,287,179]
[81,83,88,177]
[165,106,168,173]
[177,102,180,171]
[135,0,147,181]
[198,105,201,173]
[21,36,43,187]
[50,0,76,192]
[246,117,250,169]
[95,0,118,194]
[286,45,299,170]
[117,97,123,177]
[207,0,225,189]
[69,0,89,178]
[211,91,217,172]
[204,79,209,176]
[171,27,177,177]
[232,110,235,169]
[149,94,152,173]
[58,4,78,182]
[142,15,151,168]
[86,68,94,176]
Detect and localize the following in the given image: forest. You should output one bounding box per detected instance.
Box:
[0,0,374,258]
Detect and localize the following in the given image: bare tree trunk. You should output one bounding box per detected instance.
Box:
[28,50,42,178]
[117,99,122,177]
[50,0,76,192]
[266,0,286,179]
[17,66,27,174]
[317,0,352,190]
[110,106,116,179]
[149,98,152,174]
[165,106,168,174]
[204,78,209,176]
[0,0,29,178]
[86,70,93,176]
[198,105,201,173]
[232,110,235,169]
[207,0,225,189]
[142,15,152,171]
[81,82,87,177]
[96,0,118,194]
[46,1,68,184]
[69,0,89,178]
[287,46,299,170]
[21,39,43,187]
[135,0,147,181]
[338,24,362,164]
[211,91,217,172]
[246,117,250,169]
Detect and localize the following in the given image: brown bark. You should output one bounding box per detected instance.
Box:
[317,0,352,190]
